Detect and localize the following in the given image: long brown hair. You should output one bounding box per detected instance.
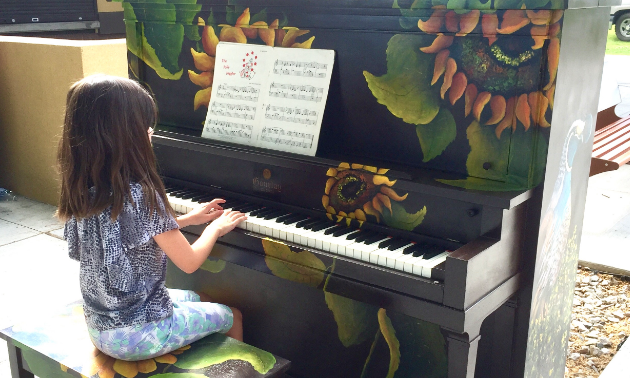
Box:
[57,75,174,221]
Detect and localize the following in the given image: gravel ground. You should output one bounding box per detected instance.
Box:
[565,267,630,377]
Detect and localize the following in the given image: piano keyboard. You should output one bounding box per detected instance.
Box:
[166,185,449,279]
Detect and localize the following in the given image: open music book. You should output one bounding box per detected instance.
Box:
[201,42,335,156]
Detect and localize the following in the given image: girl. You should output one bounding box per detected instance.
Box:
[57,74,246,361]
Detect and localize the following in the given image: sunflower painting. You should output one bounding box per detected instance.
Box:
[323,163,426,230]
[364,0,563,191]
[189,8,315,110]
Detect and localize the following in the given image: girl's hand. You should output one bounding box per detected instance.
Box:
[177,199,225,227]
[208,210,247,237]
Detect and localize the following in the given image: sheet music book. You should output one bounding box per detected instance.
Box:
[201,42,335,156]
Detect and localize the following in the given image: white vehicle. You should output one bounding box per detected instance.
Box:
[611,0,630,41]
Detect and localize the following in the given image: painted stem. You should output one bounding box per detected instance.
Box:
[360,329,382,378]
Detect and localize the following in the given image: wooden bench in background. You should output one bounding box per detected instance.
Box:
[590,84,630,177]
[0,302,290,378]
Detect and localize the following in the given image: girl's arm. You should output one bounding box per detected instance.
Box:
[175,199,225,228]
[154,210,247,274]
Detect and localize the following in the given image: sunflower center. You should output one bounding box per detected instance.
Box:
[455,37,541,97]
[337,175,366,203]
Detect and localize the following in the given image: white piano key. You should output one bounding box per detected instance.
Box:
[421,252,449,278]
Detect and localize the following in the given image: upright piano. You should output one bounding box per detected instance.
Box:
[116,0,614,377]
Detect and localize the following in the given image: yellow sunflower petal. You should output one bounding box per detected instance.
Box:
[170,349,184,355]
[154,354,177,364]
[465,83,478,117]
[355,209,367,221]
[363,202,381,223]
[60,364,69,372]
[112,360,138,378]
[282,29,310,47]
[322,195,330,209]
[348,213,356,219]
[377,194,393,214]
[326,168,338,177]
[338,162,350,170]
[376,168,389,174]
[269,19,279,29]
[457,10,480,36]
[496,96,516,139]
[98,367,116,378]
[497,10,530,34]
[546,85,555,109]
[258,28,275,46]
[380,186,408,202]
[515,93,531,130]
[358,220,364,227]
[373,175,396,187]
[431,49,450,86]
[219,26,247,43]
[87,353,110,375]
[336,215,344,223]
[326,206,336,215]
[327,213,333,221]
[235,8,250,27]
[202,26,219,56]
[191,48,215,72]
[449,72,467,105]
[472,91,492,121]
[372,197,383,214]
[440,58,457,99]
[325,177,336,195]
[363,165,377,173]
[544,37,560,91]
[338,211,348,217]
[194,87,212,111]
[136,359,157,373]
[417,9,447,33]
[486,95,506,125]
[526,10,552,25]
[242,27,258,40]
[292,36,315,49]
[188,70,213,88]
[420,33,454,54]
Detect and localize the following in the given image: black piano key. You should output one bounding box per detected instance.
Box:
[378,238,395,249]
[363,234,388,245]
[305,219,332,230]
[422,249,443,259]
[250,208,273,217]
[403,243,420,254]
[345,230,364,240]
[283,214,308,224]
[354,231,376,243]
[276,214,296,223]
[263,210,288,220]
[238,204,261,213]
[296,218,320,228]
[311,222,337,232]
[332,227,355,237]
[387,239,410,251]
[323,225,345,235]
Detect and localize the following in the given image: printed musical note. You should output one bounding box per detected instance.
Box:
[216,84,260,102]
[264,105,318,126]
[268,83,324,103]
[260,127,315,149]
[273,59,328,79]
[210,102,257,120]
[204,119,253,139]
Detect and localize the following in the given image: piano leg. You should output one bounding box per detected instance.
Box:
[446,332,480,378]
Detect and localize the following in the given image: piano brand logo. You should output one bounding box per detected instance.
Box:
[253,168,281,194]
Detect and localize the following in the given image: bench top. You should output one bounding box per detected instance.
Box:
[591,116,630,176]
[0,302,290,378]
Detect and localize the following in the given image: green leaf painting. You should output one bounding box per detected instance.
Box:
[324,292,379,347]
[415,107,457,162]
[378,309,401,378]
[381,202,427,231]
[262,238,326,288]
[174,333,276,374]
[199,259,226,273]
[364,34,440,126]
[13,342,76,378]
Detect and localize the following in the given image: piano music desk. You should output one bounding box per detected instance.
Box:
[0,302,291,378]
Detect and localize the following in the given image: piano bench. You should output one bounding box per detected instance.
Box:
[590,115,630,176]
[0,302,291,378]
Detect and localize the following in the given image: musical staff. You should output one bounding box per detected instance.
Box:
[204,119,253,139]
[273,59,328,79]
[210,102,257,121]
[260,127,315,149]
[268,83,324,103]
[216,84,260,102]
[264,105,318,126]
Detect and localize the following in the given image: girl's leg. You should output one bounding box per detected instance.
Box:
[225,307,243,341]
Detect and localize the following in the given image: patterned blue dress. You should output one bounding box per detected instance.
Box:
[65,183,233,361]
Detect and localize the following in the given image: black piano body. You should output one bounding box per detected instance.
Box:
[116,0,613,377]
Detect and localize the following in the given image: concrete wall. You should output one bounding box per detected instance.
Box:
[0,36,127,205]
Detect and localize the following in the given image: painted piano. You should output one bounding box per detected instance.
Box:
[114,0,615,377]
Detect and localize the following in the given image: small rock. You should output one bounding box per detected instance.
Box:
[601,348,611,354]
[601,280,610,286]
[613,310,625,319]
[579,346,590,354]
[599,337,612,347]
[608,316,620,323]
[570,352,581,360]
[585,338,598,346]
[589,346,601,356]
[590,276,599,282]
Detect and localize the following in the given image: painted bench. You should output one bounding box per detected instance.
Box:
[0,302,290,378]
[590,114,630,176]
